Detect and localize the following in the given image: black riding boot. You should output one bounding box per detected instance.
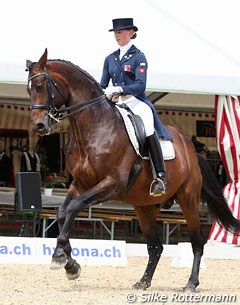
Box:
[146,132,167,196]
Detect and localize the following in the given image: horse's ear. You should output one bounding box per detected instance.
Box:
[37,48,48,69]
[25,60,32,71]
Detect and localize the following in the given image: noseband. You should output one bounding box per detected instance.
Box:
[28,68,105,122]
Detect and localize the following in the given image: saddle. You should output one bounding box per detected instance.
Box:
[117,103,146,156]
[116,103,175,189]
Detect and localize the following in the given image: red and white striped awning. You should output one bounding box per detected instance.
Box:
[0,103,31,130]
[209,95,240,244]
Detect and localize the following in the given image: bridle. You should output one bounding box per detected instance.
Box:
[28,68,105,122]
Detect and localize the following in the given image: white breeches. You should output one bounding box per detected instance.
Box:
[116,96,154,136]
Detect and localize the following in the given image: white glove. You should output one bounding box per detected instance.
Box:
[104,86,123,100]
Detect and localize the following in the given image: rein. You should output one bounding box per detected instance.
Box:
[48,95,106,122]
[28,69,105,122]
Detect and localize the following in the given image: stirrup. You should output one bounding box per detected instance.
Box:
[149,178,166,197]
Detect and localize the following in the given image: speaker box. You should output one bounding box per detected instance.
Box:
[15,172,42,213]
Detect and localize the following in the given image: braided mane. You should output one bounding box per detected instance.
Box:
[28,58,102,92]
[50,59,102,91]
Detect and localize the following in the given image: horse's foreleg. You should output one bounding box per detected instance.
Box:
[51,195,85,273]
[57,192,74,230]
[51,178,118,278]
[51,215,81,280]
[50,191,77,271]
[132,205,163,290]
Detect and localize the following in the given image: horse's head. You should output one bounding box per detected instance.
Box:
[26,48,69,135]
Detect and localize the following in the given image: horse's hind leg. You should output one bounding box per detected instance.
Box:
[132,205,163,290]
[178,192,206,292]
[185,221,205,292]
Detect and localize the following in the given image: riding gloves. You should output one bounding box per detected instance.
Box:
[104,86,123,100]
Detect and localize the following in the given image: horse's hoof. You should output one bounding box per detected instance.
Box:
[183,285,196,293]
[65,260,81,280]
[50,253,67,270]
[132,281,151,290]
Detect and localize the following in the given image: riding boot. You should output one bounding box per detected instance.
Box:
[146,132,167,196]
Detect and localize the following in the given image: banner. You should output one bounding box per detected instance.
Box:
[209,95,240,244]
[0,236,127,266]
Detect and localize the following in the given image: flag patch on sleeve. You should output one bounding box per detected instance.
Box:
[139,67,145,74]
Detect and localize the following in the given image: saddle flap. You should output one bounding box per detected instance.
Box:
[127,113,146,154]
[115,104,175,160]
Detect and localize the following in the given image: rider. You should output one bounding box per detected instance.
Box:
[100,18,173,196]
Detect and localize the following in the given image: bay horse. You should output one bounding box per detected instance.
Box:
[26,49,240,292]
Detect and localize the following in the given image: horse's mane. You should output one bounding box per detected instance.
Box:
[28,58,103,92]
[54,59,103,91]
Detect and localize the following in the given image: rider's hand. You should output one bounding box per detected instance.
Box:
[104,86,123,100]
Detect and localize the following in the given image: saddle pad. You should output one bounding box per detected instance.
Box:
[159,139,175,160]
[116,105,175,160]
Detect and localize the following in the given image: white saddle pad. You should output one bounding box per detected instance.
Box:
[116,105,175,160]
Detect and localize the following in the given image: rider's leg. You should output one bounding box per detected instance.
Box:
[146,132,167,195]
[122,98,167,196]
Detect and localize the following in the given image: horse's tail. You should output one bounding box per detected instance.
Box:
[197,153,240,233]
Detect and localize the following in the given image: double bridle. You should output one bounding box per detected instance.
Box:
[28,68,105,122]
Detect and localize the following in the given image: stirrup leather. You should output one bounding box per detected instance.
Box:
[149,178,166,197]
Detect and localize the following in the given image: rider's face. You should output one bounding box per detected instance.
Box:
[114,29,133,46]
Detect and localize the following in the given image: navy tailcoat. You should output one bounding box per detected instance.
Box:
[100,45,172,140]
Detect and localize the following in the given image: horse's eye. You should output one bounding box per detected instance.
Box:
[36,82,43,91]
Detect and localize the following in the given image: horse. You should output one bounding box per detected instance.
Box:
[26,49,240,292]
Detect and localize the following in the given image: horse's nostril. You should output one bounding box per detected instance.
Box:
[32,123,45,132]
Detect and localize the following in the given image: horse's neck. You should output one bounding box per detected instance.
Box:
[69,100,118,148]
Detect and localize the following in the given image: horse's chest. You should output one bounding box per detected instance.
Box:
[68,153,97,186]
